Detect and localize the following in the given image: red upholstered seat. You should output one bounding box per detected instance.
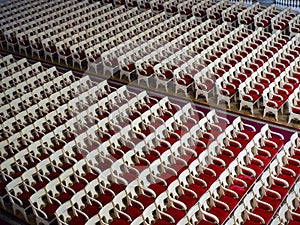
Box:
[208,206,229,224]
[109,183,125,194]
[288,221,300,225]
[219,195,239,210]
[148,183,167,195]
[254,154,271,165]
[110,218,130,225]
[252,207,273,224]
[83,204,100,218]
[159,173,177,185]
[96,193,113,206]
[196,220,215,225]
[236,174,255,187]
[218,154,234,166]
[229,183,247,197]
[267,137,284,149]
[247,163,264,175]
[266,100,284,108]
[165,206,186,223]
[285,164,300,175]
[154,219,172,225]
[47,171,61,180]
[122,64,135,72]
[269,184,288,197]
[277,173,296,186]
[41,202,59,220]
[18,191,32,207]
[221,87,236,96]
[177,76,194,85]
[136,194,154,207]
[181,8,192,15]
[243,220,262,225]
[57,192,72,203]
[122,173,137,183]
[177,194,198,209]
[198,80,214,90]
[123,206,142,220]
[0,180,8,195]
[32,181,47,191]
[261,195,281,210]
[188,183,207,196]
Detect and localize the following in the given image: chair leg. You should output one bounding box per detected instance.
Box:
[263,109,266,117]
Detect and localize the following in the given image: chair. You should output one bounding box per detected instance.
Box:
[30,187,61,225]
[70,44,87,70]
[6,177,32,222]
[102,49,120,76]
[55,200,89,225]
[85,47,102,73]
[215,78,237,109]
[262,84,286,121]
[118,54,136,81]
[288,88,300,123]
[29,35,44,58]
[42,37,58,62]
[56,42,71,65]
[136,58,156,87]
[173,69,194,97]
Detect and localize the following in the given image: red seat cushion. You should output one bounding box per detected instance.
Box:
[221,87,236,96]
[0,180,8,195]
[219,195,239,210]
[96,193,113,206]
[278,173,295,186]
[109,218,130,225]
[148,183,167,195]
[243,93,260,102]
[229,184,247,197]
[177,76,194,85]
[32,181,47,190]
[237,174,255,187]
[18,191,32,207]
[247,163,264,175]
[42,202,59,220]
[292,106,300,114]
[269,185,288,198]
[83,204,100,218]
[122,173,137,183]
[123,206,142,220]
[57,192,72,203]
[267,100,284,108]
[165,207,186,223]
[178,194,198,209]
[252,207,273,224]
[208,207,229,224]
[188,183,207,196]
[243,220,262,225]
[70,182,85,192]
[261,195,281,210]
[109,183,125,194]
[197,173,216,187]
[208,164,224,176]
[136,194,154,207]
